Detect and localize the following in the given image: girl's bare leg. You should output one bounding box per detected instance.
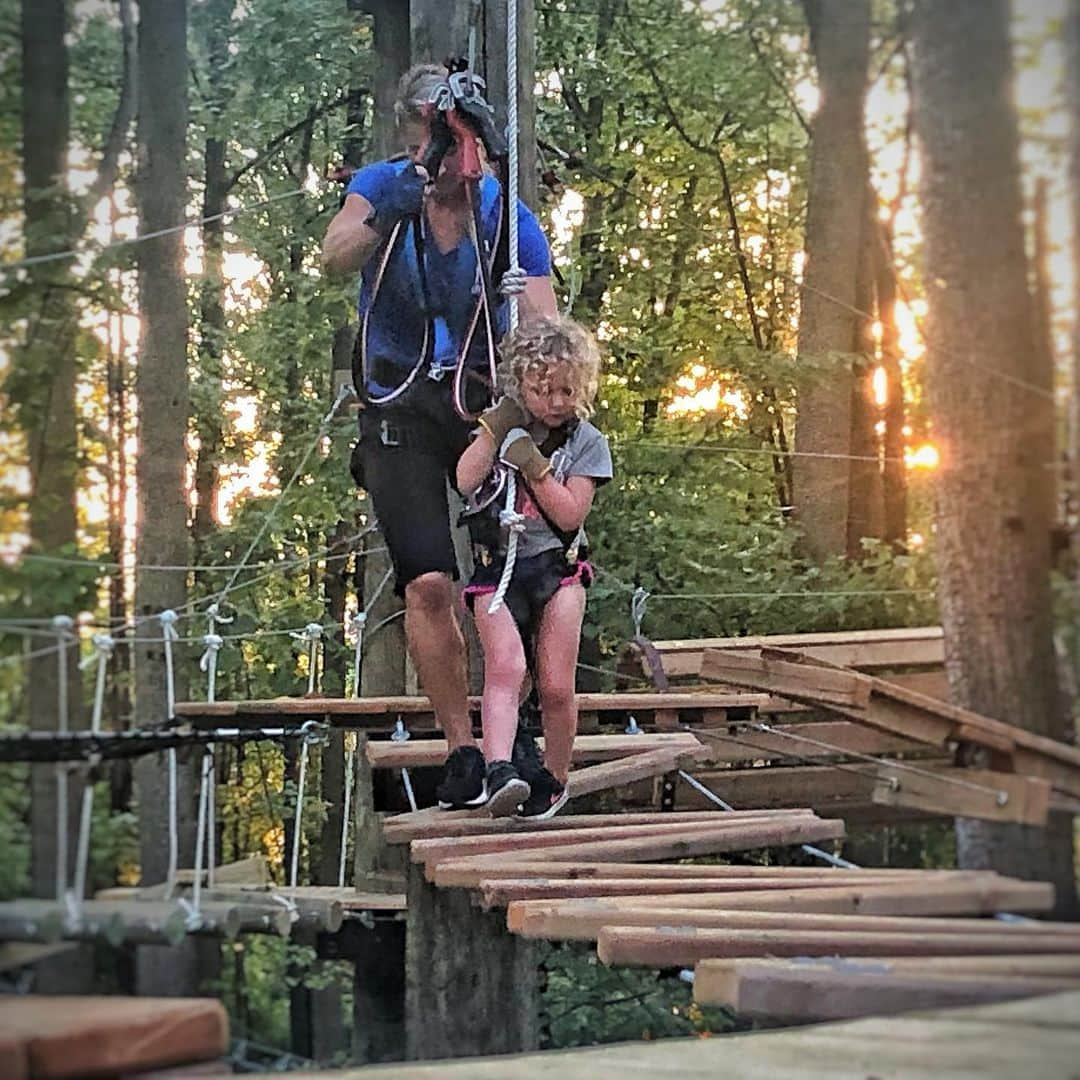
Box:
[472,599,528,764]
[534,583,586,783]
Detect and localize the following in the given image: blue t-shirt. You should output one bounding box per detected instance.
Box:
[347,160,551,396]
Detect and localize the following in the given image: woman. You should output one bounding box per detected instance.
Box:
[322,63,557,810]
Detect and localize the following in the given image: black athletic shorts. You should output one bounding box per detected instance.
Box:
[463,548,594,636]
[353,380,473,596]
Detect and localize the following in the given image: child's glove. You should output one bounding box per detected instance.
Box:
[497,266,528,297]
[366,165,427,231]
[500,428,552,483]
[478,396,527,446]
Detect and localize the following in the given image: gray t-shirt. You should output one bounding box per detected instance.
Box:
[514,419,613,559]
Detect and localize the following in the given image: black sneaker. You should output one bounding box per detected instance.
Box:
[512,725,546,785]
[518,766,568,821]
[436,746,487,809]
[485,760,531,818]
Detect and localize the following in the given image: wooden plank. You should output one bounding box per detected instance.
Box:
[368,732,703,769]
[410,814,816,866]
[693,960,1080,1022]
[703,954,1080,978]
[507,901,1080,941]
[479,873,932,908]
[504,876,1053,919]
[596,925,1080,967]
[382,809,793,844]
[563,747,705,798]
[873,765,1051,826]
[701,651,872,709]
[429,860,966,888]
[0,996,228,1077]
[435,817,845,869]
[696,721,930,765]
[0,943,75,975]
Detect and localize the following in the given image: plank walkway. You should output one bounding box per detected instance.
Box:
[291,990,1080,1078]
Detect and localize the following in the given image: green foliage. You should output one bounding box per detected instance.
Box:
[541,942,742,1048]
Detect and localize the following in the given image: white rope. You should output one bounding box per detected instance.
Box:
[506,0,521,331]
[391,720,418,812]
[288,721,325,890]
[338,735,356,888]
[159,610,181,895]
[675,769,859,870]
[630,586,649,637]
[291,622,324,695]
[52,615,74,900]
[351,565,394,697]
[72,633,114,904]
[192,749,212,912]
[488,468,526,614]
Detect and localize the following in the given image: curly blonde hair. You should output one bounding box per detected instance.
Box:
[498,316,602,421]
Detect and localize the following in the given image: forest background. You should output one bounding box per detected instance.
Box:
[0,0,1077,1060]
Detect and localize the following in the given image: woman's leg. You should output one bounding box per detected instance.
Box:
[472,599,529,764]
[534,583,586,783]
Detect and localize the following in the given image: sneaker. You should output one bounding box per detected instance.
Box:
[511,724,546,785]
[436,745,487,809]
[485,760,531,818]
[518,766,569,821]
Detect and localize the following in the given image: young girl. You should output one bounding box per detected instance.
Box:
[456,316,612,819]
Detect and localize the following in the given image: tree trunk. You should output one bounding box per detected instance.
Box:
[132,0,206,990]
[911,0,1075,916]
[20,0,82,906]
[1070,1,1080,577]
[847,197,884,555]
[792,0,871,562]
[875,218,907,549]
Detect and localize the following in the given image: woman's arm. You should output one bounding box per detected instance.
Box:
[520,276,558,322]
[456,431,499,495]
[530,474,596,533]
[322,194,384,277]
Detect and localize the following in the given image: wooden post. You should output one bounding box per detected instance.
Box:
[483,0,538,209]
[405,861,539,1060]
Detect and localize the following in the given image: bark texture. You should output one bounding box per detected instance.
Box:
[911,0,1075,915]
[792,0,872,562]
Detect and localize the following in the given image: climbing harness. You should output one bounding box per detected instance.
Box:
[354,59,511,421]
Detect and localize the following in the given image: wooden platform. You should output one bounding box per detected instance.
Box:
[0,995,228,1079]
[293,990,1080,1078]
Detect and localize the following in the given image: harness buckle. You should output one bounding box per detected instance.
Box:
[427,364,450,383]
[379,420,401,448]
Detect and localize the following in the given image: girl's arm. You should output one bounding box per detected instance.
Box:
[456,431,499,495]
[529,474,597,534]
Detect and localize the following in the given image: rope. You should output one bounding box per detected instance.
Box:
[506,0,520,331]
[289,721,325,890]
[0,187,308,275]
[160,611,180,896]
[392,720,418,813]
[52,615,74,900]
[675,768,859,869]
[338,734,355,888]
[192,748,213,912]
[489,464,527,614]
[72,633,114,904]
[291,623,324,695]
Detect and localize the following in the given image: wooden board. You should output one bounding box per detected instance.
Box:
[699,649,1080,800]
[368,732,703,769]
[503,876,1053,921]
[251,990,1080,1078]
[596,925,1080,967]
[0,996,228,1078]
[693,959,1080,1022]
[426,818,845,871]
[507,901,1080,941]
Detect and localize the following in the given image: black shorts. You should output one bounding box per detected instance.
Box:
[463,548,594,636]
[353,380,473,596]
